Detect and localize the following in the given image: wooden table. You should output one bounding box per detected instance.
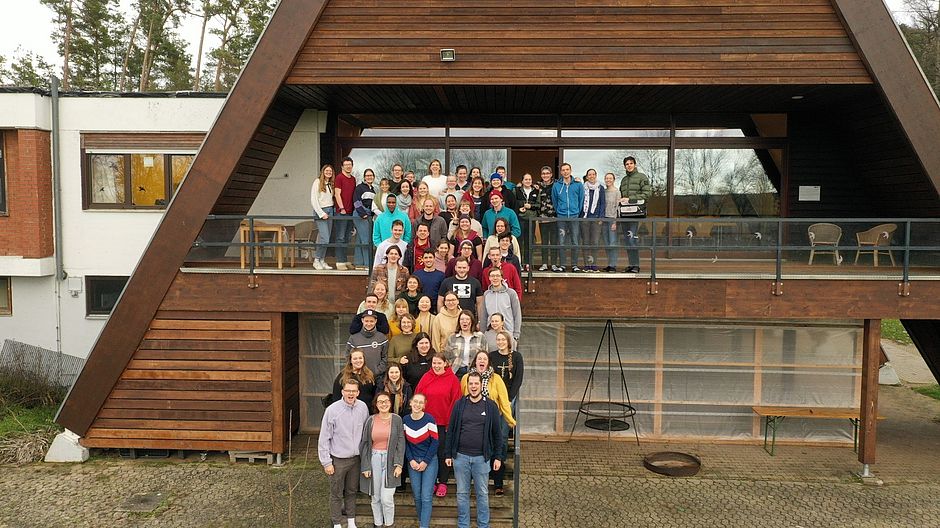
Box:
[752,406,883,456]
[239,222,295,269]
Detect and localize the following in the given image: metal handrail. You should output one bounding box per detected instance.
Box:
[189,215,940,283]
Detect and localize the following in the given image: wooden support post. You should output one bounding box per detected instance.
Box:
[271,313,285,454]
[858,319,880,466]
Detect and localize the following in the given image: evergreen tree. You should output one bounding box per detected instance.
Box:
[203,0,274,91]
[0,49,55,88]
[40,0,77,89]
[71,0,124,90]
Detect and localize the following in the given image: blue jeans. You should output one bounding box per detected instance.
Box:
[352,215,373,267]
[624,220,640,267]
[556,218,581,267]
[605,220,620,268]
[453,453,491,528]
[333,213,352,262]
[409,456,438,528]
[314,206,334,260]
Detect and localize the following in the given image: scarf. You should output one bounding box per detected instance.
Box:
[478,367,494,397]
[397,193,412,211]
[384,377,405,414]
[583,180,602,215]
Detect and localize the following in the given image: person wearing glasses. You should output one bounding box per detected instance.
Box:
[319,379,369,528]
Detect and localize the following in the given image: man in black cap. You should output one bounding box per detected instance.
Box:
[346,309,388,376]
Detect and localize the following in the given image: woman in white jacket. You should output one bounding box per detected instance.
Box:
[310,164,336,270]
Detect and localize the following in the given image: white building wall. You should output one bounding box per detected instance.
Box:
[0,277,58,352]
[1,93,321,359]
[249,109,324,218]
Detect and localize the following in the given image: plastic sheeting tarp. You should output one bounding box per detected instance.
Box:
[299,315,861,443]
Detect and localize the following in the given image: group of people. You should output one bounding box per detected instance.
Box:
[320,282,524,528]
[310,155,652,276]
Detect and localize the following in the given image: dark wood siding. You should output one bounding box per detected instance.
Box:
[82,312,277,452]
[289,0,872,85]
[81,132,206,150]
[162,272,940,320]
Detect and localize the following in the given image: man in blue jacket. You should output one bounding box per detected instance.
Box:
[373,194,412,247]
[445,371,506,528]
[551,162,585,272]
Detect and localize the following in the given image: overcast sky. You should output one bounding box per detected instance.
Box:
[0,0,914,74]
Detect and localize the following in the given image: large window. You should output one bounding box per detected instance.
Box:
[0,133,6,214]
[563,148,669,217]
[85,153,194,209]
[85,276,128,316]
[346,148,446,180]
[674,149,781,217]
[0,276,11,316]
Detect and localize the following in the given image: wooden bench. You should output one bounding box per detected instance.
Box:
[752,406,884,456]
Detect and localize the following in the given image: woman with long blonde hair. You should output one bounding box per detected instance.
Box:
[310,164,336,270]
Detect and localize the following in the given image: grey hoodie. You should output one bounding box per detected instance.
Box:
[480,284,522,340]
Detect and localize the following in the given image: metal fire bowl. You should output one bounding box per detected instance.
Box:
[643,451,702,477]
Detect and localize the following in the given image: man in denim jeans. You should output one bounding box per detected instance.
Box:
[444,371,506,528]
[551,162,585,272]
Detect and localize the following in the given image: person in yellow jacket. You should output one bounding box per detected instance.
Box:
[459,350,516,428]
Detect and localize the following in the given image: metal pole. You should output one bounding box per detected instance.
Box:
[512,397,521,528]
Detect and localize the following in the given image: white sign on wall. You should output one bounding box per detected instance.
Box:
[798,185,821,202]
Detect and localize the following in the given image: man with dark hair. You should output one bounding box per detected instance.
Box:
[482,246,523,301]
[389,163,404,194]
[552,162,584,272]
[438,257,483,314]
[618,156,651,274]
[319,378,369,528]
[413,197,449,244]
[536,165,559,271]
[333,156,357,270]
[350,293,391,335]
[403,223,432,273]
[413,250,445,307]
[444,371,506,528]
[481,192,521,239]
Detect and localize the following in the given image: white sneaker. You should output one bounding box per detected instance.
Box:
[322,260,334,270]
[538,263,549,271]
[312,259,323,270]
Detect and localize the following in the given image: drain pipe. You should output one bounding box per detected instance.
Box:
[50,76,66,357]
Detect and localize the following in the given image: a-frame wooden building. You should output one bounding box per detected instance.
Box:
[57,0,940,466]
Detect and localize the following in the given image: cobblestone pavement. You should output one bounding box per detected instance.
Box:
[2,385,940,527]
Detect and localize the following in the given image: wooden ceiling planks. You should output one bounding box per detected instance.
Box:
[289,0,871,86]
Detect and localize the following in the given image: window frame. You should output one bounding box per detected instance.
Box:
[0,276,11,316]
[85,276,129,316]
[82,150,195,210]
[0,131,7,215]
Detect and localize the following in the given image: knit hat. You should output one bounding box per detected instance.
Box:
[361,309,378,320]
[490,172,503,182]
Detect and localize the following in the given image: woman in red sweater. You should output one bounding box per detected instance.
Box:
[414,352,461,497]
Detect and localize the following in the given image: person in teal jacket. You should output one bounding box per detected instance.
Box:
[551,163,585,271]
[374,194,413,246]
[481,193,521,239]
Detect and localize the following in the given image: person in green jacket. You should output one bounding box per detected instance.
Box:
[618,157,652,273]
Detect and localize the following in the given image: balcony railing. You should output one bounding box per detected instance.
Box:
[185,215,940,283]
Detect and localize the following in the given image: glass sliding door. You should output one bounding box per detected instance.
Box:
[562,148,669,217]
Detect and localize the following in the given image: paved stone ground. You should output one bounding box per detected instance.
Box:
[2,385,940,527]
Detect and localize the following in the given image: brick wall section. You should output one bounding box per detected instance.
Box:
[0,129,54,258]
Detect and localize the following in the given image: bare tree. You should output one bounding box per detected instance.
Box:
[901,0,940,95]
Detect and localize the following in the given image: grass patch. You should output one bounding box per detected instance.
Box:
[914,385,940,401]
[881,319,913,345]
[0,405,58,437]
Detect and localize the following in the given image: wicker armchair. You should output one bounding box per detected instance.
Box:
[854,223,897,267]
[808,223,842,265]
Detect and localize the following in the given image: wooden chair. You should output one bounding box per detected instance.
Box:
[854,223,897,267]
[807,223,842,265]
